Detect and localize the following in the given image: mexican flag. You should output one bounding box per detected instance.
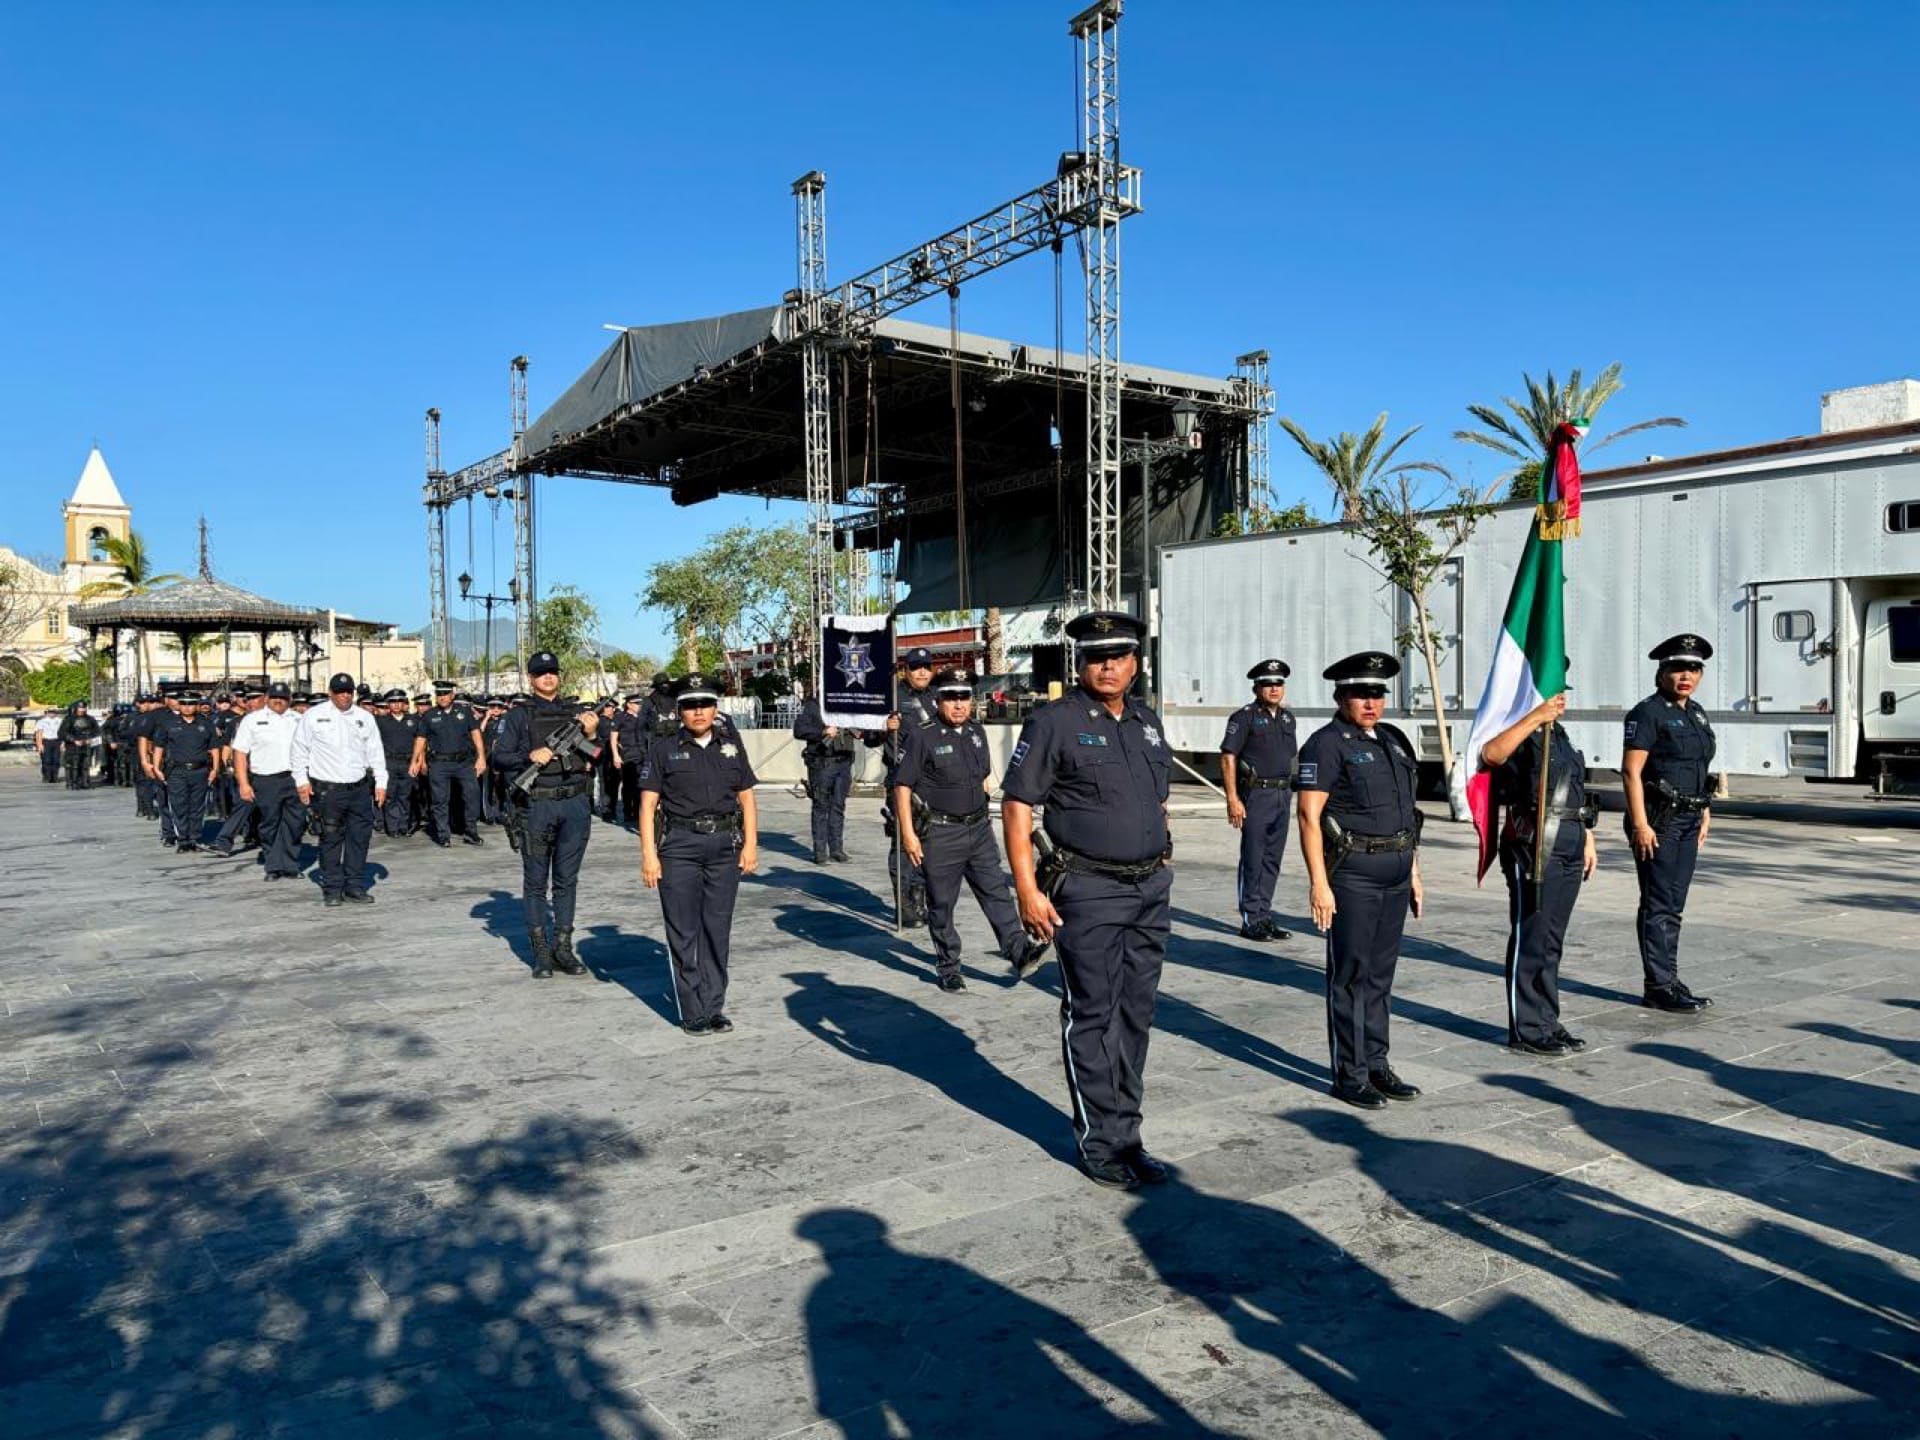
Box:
[1465,420,1585,880]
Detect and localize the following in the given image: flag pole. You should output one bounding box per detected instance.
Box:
[1534,719,1552,903]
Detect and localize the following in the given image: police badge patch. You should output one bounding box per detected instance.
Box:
[720,743,739,758]
[836,640,876,689]
[1010,740,1030,768]
[1143,726,1162,748]
[1297,761,1318,787]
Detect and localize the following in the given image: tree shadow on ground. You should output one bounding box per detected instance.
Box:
[798,1207,1209,1437]
[783,970,1067,1159]
[0,1018,663,1438]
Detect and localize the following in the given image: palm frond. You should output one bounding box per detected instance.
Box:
[1589,415,1687,452]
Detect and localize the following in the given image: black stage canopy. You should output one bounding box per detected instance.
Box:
[513,310,1254,611]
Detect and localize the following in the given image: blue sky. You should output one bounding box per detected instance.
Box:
[5,1,1916,656]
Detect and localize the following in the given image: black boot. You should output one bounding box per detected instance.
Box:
[529,928,555,979]
[552,928,585,976]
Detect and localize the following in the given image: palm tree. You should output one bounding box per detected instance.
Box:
[76,531,184,693]
[1454,363,1686,497]
[1278,412,1449,524]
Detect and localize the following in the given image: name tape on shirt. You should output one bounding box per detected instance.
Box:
[1075,733,1110,747]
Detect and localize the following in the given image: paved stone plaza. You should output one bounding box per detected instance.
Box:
[1,769,1915,1438]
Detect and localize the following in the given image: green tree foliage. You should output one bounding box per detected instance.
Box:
[1278,414,1439,525]
[1505,461,1546,503]
[74,532,183,601]
[26,656,108,708]
[1213,501,1318,537]
[1455,364,1685,479]
[533,586,602,681]
[640,522,812,675]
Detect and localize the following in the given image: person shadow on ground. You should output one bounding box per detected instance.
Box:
[784,969,1068,1159]
[798,1207,1209,1438]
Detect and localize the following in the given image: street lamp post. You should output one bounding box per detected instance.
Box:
[458,572,519,690]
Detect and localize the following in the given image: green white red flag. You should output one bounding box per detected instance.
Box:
[1465,421,1584,879]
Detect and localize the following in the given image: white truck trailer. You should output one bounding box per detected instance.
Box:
[1158,397,1920,787]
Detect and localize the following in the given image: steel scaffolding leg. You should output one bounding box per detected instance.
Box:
[1075,0,1125,611]
[513,474,536,670]
[1235,348,1274,519]
[424,408,451,675]
[793,170,836,677]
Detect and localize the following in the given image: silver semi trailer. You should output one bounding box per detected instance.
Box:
[1159,409,1920,784]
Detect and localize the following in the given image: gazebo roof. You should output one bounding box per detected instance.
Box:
[70,576,328,632]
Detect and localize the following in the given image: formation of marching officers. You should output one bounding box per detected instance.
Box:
[35,621,1726,1191]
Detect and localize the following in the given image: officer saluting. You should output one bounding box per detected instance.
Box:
[1623,633,1717,1012]
[893,667,1044,992]
[1220,658,1298,942]
[489,651,601,978]
[638,674,758,1036]
[1295,651,1424,1111]
[1003,611,1173,1190]
[414,679,487,847]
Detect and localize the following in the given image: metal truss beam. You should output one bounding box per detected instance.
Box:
[1075,0,1126,611]
[510,356,535,671]
[423,409,452,674]
[1234,348,1274,517]
[793,171,836,681]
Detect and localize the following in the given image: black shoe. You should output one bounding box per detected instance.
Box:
[1331,1081,1388,1110]
[1011,940,1051,981]
[1369,1069,1422,1100]
[462,832,484,846]
[812,851,828,865]
[162,837,177,847]
[432,837,451,848]
[342,891,375,905]
[682,1018,714,1037]
[1238,921,1275,943]
[1507,1035,1571,1058]
[529,929,555,979]
[212,845,234,858]
[552,929,585,976]
[1262,920,1292,940]
[1080,1156,1138,1190]
[1643,984,1704,1013]
[830,850,851,863]
[1551,1028,1589,1051]
[1124,1147,1171,1185]
[1671,980,1714,1009]
[938,973,967,993]
[323,893,344,908]
[707,1013,734,1034]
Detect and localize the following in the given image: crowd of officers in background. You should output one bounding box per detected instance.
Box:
[25,621,1724,1192]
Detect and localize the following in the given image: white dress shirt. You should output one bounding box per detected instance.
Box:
[35,714,63,742]
[291,699,388,789]
[231,708,299,776]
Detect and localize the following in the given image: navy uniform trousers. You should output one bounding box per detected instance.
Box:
[1325,849,1413,1092]
[1633,808,1702,990]
[251,772,303,875]
[39,744,61,783]
[520,789,592,933]
[64,746,95,789]
[312,776,375,897]
[919,817,1026,978]
[1054,864,1173,1166]
[659,827,742,1025]
[380,761,417,835]
[1499,818,1584,1045]
[427,758,481,839]
[1235,786,1290,928]
[165,766,210,848]
[806,758,852,856]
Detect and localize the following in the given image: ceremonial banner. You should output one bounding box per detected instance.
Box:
[1465,420,1585,880]
[820,615,894,730]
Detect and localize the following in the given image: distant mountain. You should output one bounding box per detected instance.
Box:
[416,617,521,665]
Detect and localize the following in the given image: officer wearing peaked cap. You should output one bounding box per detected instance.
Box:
[1221,658,1298,942]
[415,679,486,847]
[1623,632,1718,1012]
[152,691,219,850]
[866,644,940,924]
[490,650,602,977]
[375,689,420,835]
[1003,609,1174,1189]
[638,673,758,1035]
[1296,651,1425,1110]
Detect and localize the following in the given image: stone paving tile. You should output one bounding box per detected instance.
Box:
[3,772,1917,1437]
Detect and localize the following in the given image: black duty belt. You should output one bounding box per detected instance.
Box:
[927,805,988,827]
[1653,779,1711,812]
[663,811,742,835]
[165,760,210,773]
[430,751,475,763]
[1056,845,1166,882]
[1348,829,1418,854]
[311,774,373,792]
[1243,777,1289,790]
[528,778,593,802]
[809,750,854,764]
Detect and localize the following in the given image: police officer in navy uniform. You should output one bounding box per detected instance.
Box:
[867,646,939,922]
[58,702,102,789]
[893,667,1043,992]
[374,689,419,836]
[1478,692,1597,1055]
[1623,633,1717,1013]
[1003,611,1173,1190]
[414,679,487,847]
[1296,652,1424,1111]
[610,693,645,828]
[794,685,857,864]
[128,695,161,816]
[637,674,759,1036]
[639,674,678,743]
[490,651,602,978]
[152,692,219,851]
[1220,658,1298,942]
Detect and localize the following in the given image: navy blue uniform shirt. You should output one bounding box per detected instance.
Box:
[892,718,991,816]
[1002,686,1171,863]
[1296,719,1419,835]
[154,711,218,767]
[1495,723,1587,813]
[638,729,757,819]
[1220,701,1298,783]
[419,703,480,759]
[1622,693,1715,798]
[375,712,417,765]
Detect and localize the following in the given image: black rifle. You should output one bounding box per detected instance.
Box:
[507,720,601,800]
